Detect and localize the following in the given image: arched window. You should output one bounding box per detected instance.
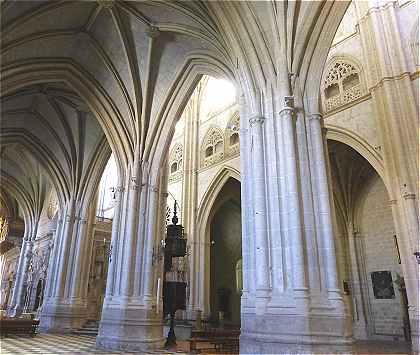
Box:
[322,58,364,112]
[225,114,240,157]
[168,144,183,183]
[201,127,224,168]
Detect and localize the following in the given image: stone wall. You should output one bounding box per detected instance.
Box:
[360,175,404,339]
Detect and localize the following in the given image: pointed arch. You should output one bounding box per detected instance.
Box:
[197,165,241,225]
[325,124,387,192]
[193,165,240,315]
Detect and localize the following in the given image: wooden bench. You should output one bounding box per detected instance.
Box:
[211,337,239,352]
[0,318,40,337]
[189,330,239,353]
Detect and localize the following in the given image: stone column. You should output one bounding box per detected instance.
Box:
[69,195,98,307]
[240,96,351,354]
[97,164,164,352]
[104,186,124,298]
[8,237,33,317]
[309,113,343,305]
[346,225,369,339]
[238,94,255,314]
[40,199,92,331]
[181,91,200,318]
[280,102,309,303]
[249,115,270,311]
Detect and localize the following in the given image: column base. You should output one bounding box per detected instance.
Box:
[39,298,88,332]
[352,321,369,340]
[96,299,164,352]
[240,312,353,354]
[8,304,24,318]
[409,308,419,352]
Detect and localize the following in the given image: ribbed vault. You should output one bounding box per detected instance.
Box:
[1,81,111,213]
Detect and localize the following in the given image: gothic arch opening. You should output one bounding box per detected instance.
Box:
[329,140,410,342]
[165,75,240,330]
[209,178,242,327]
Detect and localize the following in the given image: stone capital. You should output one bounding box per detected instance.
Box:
[309,113,323,122]
[279,106,295,119]
[65,215,74,223]
[249,115,265,126]
[146,26,160,38]
[97,0,115,9]
[150,185,159,193]
[130,177,139,190]
[403,193,416,200]
[284,95,294,108]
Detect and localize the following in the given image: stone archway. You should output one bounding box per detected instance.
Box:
[328,140,410,342]
[193,166,240,317]
[209,179,242,327]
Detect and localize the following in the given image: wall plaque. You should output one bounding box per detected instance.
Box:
[371,271,395,299]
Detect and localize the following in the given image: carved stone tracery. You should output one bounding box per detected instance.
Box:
[322,58,365,112]
[168,144,183,183]
[225,114,240,158]
[201,126,224,168]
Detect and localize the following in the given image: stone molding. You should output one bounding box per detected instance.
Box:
[279,107,295,118]
[146,26,160,39]
[97,0,115,9]
[309,113,323,122]
[403,193,416,200]
[248,115,265,126]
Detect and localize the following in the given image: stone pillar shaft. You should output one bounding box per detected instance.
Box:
[249,115,270,298]
[309,114,341,299]
[9,237,33,317]
[97,162,164,352]
[40,198,94,332]
[280,106,308,298]
[105,186,124,297]
[347,226,369,339]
